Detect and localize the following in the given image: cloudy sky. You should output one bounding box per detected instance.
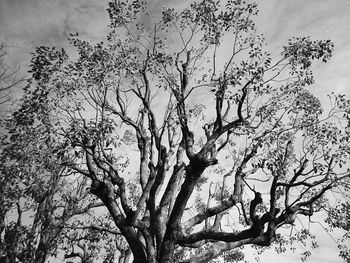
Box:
[1,0,349,262]
[1,0,349,101]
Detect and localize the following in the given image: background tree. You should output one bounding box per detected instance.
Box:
[6,0,350,263]
[0,43,24,105]
[0,109,105,262]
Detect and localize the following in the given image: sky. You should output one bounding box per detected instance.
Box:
[0,0,349,262]
[1,0,349,100]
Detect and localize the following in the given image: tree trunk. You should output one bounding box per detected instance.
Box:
[34,241,48,263]
[124,249,131,263]
[118,248,132,263]
[159,160,207,262]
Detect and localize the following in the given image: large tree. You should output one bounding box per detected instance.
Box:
[9,0,350,262]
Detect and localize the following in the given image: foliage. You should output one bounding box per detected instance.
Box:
[326,194,350,263]
[0,93,104,262]
[0,114,68,262]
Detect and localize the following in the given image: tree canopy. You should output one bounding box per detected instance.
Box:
[1,0,350,263]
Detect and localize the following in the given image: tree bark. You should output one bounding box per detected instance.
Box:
[159,158,207,262]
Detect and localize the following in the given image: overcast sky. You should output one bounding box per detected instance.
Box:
[1,0,349,262]
[1,0,349,100]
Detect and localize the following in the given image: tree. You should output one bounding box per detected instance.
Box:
[0,107,103,262]
[0,113,71,262]
[326,194,350,262]
[0,43,24,104]
[9,0,350,262]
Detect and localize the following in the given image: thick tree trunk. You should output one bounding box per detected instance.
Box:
[34,241,48,263]
[124,249,131,263]
[91,181,147,263]
[159,159,207,262]
[158,238,176,263]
